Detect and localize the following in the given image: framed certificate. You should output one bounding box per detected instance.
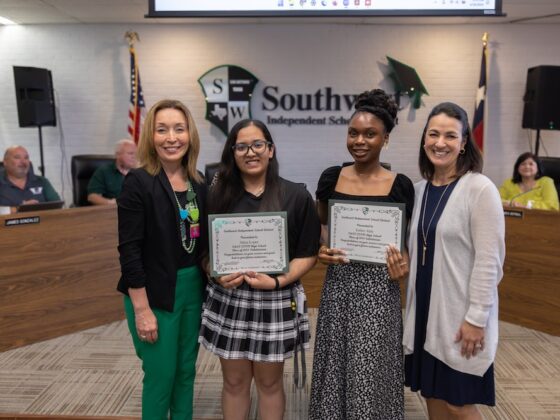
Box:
[208,211,289,277]
[328,200,406,265]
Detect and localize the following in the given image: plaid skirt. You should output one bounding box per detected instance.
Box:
[198,280,310,362]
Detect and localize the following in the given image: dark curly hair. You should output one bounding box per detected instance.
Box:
[511,152,544,184]
[351,89,398,133]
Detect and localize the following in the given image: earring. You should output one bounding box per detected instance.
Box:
[383,142,389,150]
[459,148,466,155]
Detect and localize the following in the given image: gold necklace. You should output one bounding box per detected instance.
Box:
[420,182,452,266]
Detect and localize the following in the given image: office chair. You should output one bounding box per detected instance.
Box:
[540,156,560,196]
[71,154,115,207]
[204,162,221,186]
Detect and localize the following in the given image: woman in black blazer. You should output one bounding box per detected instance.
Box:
[117,99,207,420]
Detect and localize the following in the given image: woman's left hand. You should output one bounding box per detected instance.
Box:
[244,271,278,290]
[386,244,409,281]
[455,320,485,359]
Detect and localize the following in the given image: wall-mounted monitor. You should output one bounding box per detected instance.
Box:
[148,0,503,18]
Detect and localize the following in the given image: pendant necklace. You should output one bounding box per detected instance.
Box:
[420,181,452,266]
[173,180,200,254]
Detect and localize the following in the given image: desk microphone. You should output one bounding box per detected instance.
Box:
[509,186,542,207]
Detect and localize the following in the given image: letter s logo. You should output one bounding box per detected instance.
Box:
[213,79,224,94]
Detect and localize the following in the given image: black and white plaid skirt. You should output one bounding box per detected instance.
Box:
[198,280,310,362]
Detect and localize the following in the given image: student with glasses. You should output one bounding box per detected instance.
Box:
[199,119,321,420]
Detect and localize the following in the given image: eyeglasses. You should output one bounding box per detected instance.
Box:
[231,140,271,155]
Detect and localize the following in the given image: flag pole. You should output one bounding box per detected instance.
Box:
[481,32,488,154]
[124,31,145,144]
[472,32,488,153]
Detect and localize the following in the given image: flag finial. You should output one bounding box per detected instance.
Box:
[125,31,140,46]
[482,32,489,46]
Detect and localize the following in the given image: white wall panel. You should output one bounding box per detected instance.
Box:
[1,23,559,204]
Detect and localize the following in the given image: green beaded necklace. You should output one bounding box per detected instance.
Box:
[173,180,200,254]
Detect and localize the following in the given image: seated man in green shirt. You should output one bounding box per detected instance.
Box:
[87,139,137,205]
[0,145,61,213]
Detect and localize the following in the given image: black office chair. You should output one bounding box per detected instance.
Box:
[540,156,560,196]
[204,162,221,186]
[71,154,115,207]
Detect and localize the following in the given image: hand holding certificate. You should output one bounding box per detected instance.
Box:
[328,200,406,265]
[209,211,289,277]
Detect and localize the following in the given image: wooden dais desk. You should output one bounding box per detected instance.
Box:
[2,205,557,353]
[0,206,123,351]
[499,207,560,335]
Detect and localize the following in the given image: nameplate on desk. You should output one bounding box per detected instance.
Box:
[504,209,523,218]
[4,216,40,226]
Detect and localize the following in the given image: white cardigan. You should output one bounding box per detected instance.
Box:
[403,172,505,377]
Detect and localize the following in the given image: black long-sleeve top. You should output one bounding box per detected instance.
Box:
[117,168,208,312]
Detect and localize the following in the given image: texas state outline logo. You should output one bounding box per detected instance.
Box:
[198,65,259,136]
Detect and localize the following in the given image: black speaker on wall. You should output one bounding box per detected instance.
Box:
[13,66,56,127]
[522,65,560,131]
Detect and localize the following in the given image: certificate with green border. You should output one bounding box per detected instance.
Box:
[328,199,406,265]
[208,211,289,277]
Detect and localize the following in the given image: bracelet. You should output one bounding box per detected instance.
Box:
[273,275,280,290]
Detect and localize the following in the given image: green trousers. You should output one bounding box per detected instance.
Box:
[124,266,204,420]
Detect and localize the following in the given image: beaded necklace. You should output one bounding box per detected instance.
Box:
[173,180,200,254]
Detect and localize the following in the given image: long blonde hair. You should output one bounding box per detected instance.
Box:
[137,99,202,183]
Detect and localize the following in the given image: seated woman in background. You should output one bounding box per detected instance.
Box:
[499,152,559,210]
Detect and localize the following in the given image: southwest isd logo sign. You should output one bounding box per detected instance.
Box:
[198,65,259,136]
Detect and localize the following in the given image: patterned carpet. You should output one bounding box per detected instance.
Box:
[1,309,559,419]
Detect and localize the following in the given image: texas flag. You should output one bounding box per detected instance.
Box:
[472,34,488,153]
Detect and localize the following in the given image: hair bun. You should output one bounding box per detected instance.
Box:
[353,89,398,132]
[354,89,398,120]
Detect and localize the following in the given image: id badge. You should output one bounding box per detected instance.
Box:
[296,288,306,315]
[190,223,200,238]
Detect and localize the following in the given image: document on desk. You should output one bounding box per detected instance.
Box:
[328,200,406,265]
[209,212,289,277]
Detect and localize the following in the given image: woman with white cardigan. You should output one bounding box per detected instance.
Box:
[403,102,505,420]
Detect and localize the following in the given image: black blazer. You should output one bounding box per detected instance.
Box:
[117,168,208,312]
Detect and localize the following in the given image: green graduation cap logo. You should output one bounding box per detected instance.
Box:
[386,56,429,109]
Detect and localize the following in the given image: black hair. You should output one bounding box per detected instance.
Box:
[511,152,544,183]
[208,119,281,214]
[350,89,398,133]
[418,102,483,180]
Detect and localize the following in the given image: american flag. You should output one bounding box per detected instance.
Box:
[128,44,145,143]
[472,33,488,153]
